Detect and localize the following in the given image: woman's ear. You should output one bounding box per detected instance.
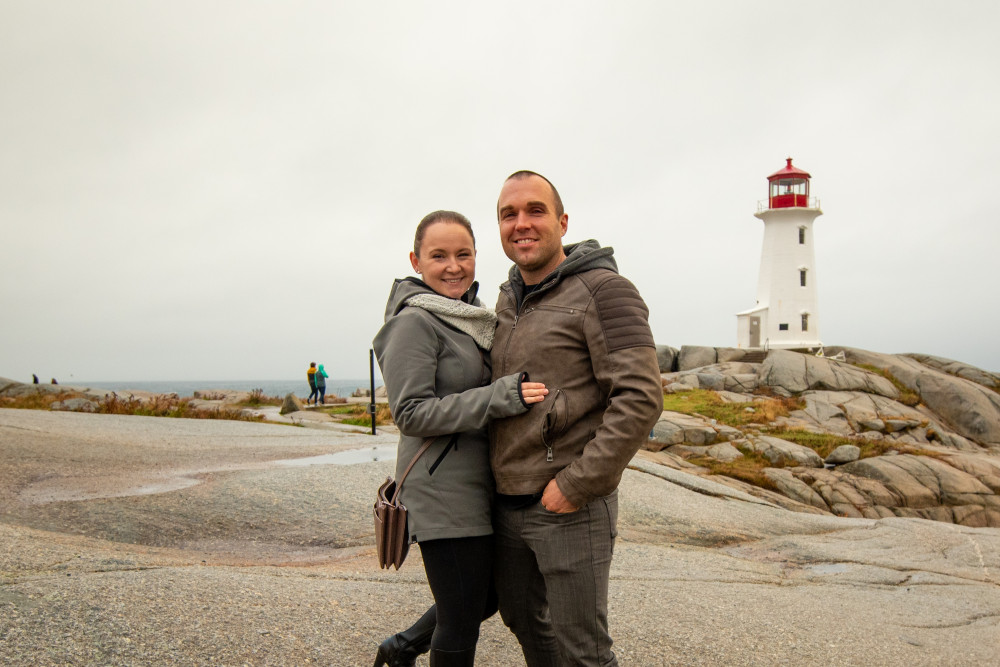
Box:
[409,251,420,273]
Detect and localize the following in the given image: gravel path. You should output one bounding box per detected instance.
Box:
[3,409,1000,666]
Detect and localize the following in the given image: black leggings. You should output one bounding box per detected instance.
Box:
[418,535,497,651]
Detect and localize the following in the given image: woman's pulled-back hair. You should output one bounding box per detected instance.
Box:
[413,210,476,256]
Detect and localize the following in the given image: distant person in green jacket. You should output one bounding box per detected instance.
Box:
[315,363,328,405]
[306,362,319,405]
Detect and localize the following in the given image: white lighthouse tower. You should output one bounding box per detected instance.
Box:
[737,158,823,351]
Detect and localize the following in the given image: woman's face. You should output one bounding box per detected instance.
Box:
[410,221,476,299]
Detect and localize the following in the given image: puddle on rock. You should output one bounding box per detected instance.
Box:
[806,563,850,575]
[276,445,397,467]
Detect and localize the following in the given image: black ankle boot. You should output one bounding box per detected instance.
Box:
[373,634,418,667]
[373,606,436,667]
[429,647,476,667]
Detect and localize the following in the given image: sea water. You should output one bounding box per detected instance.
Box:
[76,379,381,399]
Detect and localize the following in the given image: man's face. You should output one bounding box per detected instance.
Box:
[497,175,568,285]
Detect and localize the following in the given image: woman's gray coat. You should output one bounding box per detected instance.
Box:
[373,278,528,542]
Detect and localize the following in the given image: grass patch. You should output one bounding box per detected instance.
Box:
[338,403,393,428]
[662,389,803,427]
[760,428,855,460]
[853,364,921,406]
[319,405,358,415]
[688,447,781,492]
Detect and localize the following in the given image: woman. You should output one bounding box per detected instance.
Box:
[315,363,328,405]
[372,211,547,667]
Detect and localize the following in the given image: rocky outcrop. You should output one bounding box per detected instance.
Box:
[50,398,99,412]
[829,347,1000,446]
[759,349,899,397]
[759,452,1000,526]
[648,411,743,450]
[646,345,1000,527]
[825,445,860,465]
[742,434,825,467]
[661,362,759,393]
[656,345,678,373]
[904,352,1000,390]
[280,393,303,415]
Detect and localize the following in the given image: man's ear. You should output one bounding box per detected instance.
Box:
[560,214,569,237]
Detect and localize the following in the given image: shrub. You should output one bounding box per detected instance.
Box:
[240,388,283,407]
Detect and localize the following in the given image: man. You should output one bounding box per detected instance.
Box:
[490,170,663,666]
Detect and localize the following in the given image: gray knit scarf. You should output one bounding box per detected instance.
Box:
[405,293,497,350]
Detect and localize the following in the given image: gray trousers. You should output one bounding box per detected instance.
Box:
[494,490,619,667]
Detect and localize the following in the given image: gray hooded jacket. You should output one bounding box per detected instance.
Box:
[373,277,530,542]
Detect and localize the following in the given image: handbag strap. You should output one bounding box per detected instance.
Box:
[390,436,437,503]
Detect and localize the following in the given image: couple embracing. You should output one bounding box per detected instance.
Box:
[372,171,663,666]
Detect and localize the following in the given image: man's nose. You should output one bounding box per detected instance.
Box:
[514,212,532,230]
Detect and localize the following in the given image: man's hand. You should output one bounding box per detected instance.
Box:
[540,478,579,514]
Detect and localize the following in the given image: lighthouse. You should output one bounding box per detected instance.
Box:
[737,158,823,350]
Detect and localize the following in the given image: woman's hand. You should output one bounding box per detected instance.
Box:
[520,381,548,404]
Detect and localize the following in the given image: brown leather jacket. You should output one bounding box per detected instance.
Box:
[490,240,663,508]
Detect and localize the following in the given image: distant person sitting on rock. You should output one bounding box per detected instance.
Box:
[50,378,58,385]
[306,362,318,406]
[315,363,328,405]
[32,374,39,384]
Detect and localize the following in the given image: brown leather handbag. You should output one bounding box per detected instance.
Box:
[374,437,435,570]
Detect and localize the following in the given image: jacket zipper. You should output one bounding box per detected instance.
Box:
[428,434,459,476]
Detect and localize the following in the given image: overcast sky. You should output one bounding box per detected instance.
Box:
[2,1,998,384]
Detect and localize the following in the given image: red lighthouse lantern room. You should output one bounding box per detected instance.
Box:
[767,157,811,208]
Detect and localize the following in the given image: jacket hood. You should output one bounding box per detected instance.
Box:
[383,277,481,321]
[505,239,617,301]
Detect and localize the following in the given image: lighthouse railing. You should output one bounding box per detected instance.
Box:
[757,197,821,213]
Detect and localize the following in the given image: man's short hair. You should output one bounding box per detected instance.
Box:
[500,170,565,220]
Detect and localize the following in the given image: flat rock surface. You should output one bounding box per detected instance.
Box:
[2,409,1000,666]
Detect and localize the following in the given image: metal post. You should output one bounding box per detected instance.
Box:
[369,349,377,436]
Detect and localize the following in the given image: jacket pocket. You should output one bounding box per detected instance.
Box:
[540,390,569,462]
[603,492,619,540]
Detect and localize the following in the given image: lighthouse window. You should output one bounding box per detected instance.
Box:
[801,314,809,331]
[779,323,789,331]
[798,227,806,244]
[800,269,807,287]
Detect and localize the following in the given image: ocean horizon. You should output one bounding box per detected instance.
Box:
[75,379,381,399]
